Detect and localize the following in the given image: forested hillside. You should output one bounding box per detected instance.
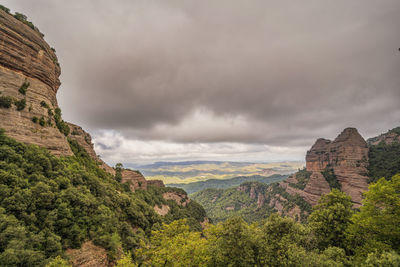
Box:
[168,174,287,194]
[0,130,206,266]
[367,127,400,183]
[192,179,311,223]
[138,178,400,266]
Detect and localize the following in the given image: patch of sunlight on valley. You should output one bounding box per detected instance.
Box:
[141,161,304,184]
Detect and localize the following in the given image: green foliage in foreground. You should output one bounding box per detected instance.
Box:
[139,178,400,266]
[0,130,205,266]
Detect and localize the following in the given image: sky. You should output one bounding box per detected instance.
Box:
[3,1,400,165]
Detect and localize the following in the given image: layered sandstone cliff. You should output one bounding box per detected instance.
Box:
[305,128,369,205]
[0,10,72,155]
[268,127,369,220]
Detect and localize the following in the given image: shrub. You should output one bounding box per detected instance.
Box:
[0,5,10,13]
[40,101,50,109]
[14,98,26,111]
[18,82,30,95]
[13,12,35,30]
[32,116,38,123]
[53,107,70,136]
[0,96,13,108]
[39,116,46,126]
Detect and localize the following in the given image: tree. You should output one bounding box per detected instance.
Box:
[364,250,400,267]
[255,213,309,266]
[45,256,71,267]
[205,216,256,267]
[136,219,209,266]
[308,189,353,249]
[115,252,137,267]
[347,174,400,257]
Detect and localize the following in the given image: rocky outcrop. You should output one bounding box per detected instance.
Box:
[305,128,369,205]
[147,180,165,187]
[67,123,115,174]
[154,204,170,216]
[237,182,267,208]
[162,191,190,206]
[66,241,109,267]
[367,127,400,145]
[0,10,60,92]
[121,169,147,192]
[267,127,369,220]
[0,10,72,156]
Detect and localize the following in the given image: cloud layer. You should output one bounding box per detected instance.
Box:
[3,0,400,163]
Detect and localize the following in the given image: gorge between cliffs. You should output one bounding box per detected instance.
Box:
[0,3,400,267]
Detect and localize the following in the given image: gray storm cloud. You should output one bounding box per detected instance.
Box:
[3,0,400,149]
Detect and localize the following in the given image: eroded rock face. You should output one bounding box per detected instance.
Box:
[0,10,61,91]
[0,10,72,156]
[266,127,370,221]
[162,191,190,206]
[121,169,147,192]
[67,123,115,174]
[66,241,109,267]
[305,128,369,205]
[147,180,165,187]
[237,183,266,208]
[302,172,331,205]
[154,204,170,216]
[367,127,400,145]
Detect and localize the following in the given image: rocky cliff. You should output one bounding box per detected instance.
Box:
[67,123,115,174]
[305,128,369,205]
[271,127,369,218]
[367,127,400,145]
[0,9,72,155]
[194,128,371,223]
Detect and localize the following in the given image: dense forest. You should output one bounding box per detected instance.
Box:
[192,180,312,223]
[136,178,400,266]
[368,141,400,183]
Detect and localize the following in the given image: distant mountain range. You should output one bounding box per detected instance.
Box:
[168,174,288,194]
[128,161,303,184]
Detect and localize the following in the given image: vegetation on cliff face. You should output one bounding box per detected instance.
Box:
[138,178,400,266]
[192,182,274,223]
[288,168,311,190]
[192,180,312,223]
[0,130,206,266]
[321,167,341,190]
[0,6,42,37]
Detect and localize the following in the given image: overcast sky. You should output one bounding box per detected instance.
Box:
[3,1,400,165]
